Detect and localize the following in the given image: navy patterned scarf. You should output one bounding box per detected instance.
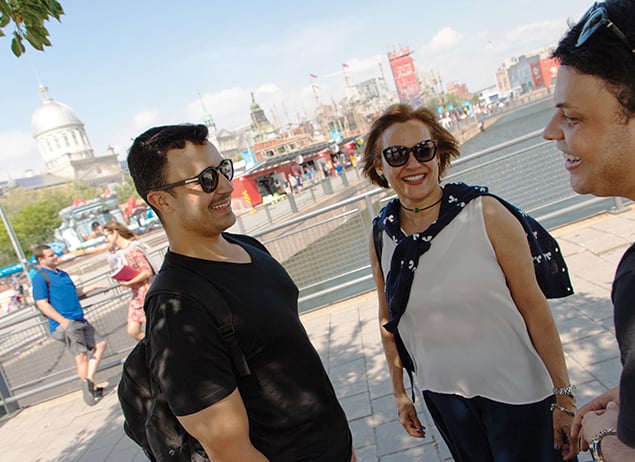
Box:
[375,182,572,350]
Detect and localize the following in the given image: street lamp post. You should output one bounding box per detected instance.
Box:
[0,199,31,293]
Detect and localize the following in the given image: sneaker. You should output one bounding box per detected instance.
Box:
[87,379,104,399]
[81,379,96,406]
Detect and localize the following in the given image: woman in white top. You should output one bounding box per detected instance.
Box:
[362,104,578,461]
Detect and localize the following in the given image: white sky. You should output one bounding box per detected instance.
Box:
[0,0,588,181]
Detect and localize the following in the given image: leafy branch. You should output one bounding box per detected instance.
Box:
[0,0,64,57]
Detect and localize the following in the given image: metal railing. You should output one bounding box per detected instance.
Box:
[0,131,628,416]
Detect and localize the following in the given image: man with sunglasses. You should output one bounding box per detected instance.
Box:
[126,124,355,462]
[544,1,635,460]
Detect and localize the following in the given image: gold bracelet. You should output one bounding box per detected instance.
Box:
[549,403,576,416]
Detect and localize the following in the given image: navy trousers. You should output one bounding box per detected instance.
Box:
[422,391,578,462]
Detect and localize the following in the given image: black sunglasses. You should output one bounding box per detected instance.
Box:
[146,158,234,195]
[575,2,635,53]
[382,139,437,167]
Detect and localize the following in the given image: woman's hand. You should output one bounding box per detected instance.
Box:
[395,392,425,438]
[552,401,578,460]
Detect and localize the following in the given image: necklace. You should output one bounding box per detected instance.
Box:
[400,195,443,213]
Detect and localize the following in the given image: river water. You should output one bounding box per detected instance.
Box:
[461,98,554,155]
[453,96,620,229]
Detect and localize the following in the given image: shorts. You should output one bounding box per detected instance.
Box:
[52,319,105,356]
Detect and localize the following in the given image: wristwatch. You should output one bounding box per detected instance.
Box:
[589,428,617,461]
[553,384,576,398]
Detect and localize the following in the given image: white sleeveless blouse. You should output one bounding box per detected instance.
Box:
[381,197,552,404]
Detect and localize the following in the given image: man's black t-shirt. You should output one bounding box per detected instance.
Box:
[612,242,635,448]
[145,234,353,461]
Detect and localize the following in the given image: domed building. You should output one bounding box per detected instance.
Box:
[31,86,122,186]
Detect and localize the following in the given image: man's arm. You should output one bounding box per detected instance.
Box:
[75,283,107,298]
[581,401,635,462]
[177,388,269,462]
[571,386,620,450]
[35,299,69,330]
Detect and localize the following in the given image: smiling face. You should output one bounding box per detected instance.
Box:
[147,141,235,241]
[543,65,635,200]
[378,120,441,208]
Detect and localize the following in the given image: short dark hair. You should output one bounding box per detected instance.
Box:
[127,124,210,207]
[361,104,460,188]
[552,0,635,118]
[33,244,52,262]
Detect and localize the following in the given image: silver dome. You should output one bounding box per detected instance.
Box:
[32,97,84,136]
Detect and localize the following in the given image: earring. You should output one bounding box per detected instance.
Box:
[379,173,385,181]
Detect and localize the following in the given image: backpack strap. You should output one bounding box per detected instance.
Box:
[372,219,384,276]
[36,269,50,293]
[146,267,251,377]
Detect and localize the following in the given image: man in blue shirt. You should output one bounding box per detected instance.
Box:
[32,244,107,406]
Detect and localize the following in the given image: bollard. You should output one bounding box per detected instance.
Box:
[340,171,349,187]
[236,214,246,234]
[264,203,273,224]
[287,193,298,213]
[0,365,19,416]
[321,177,334,195]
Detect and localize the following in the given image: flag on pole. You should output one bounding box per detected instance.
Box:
[342,63,349,68]
[309,73,318,79]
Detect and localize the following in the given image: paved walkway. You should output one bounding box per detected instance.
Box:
[0,206,633,461]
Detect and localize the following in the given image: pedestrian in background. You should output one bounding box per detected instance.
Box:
[32,244,107,406]
[103,220,154,341]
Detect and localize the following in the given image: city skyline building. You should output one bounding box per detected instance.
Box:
[388,47,422,107]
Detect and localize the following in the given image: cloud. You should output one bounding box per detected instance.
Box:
[256,83,282,94]
[0,130,45,179]
[429,27,464,52]
[184,87,252,131]
[500,19,566,53]
[132,110,161,131]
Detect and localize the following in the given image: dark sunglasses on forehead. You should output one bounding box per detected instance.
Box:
[146,158,234,195]
[575,2,635,53]
[382,139,437,167]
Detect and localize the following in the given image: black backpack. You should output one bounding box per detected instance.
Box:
[118,234,265,461]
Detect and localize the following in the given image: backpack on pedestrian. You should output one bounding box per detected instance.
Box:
[118,234,267,461]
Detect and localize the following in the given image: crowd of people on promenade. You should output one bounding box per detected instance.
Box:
[22,1,634,461]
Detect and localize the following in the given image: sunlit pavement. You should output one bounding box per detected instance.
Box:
[1,206,632,461]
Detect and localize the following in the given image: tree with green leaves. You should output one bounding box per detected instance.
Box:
[0,0,64,57]
[0,183,100,265]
